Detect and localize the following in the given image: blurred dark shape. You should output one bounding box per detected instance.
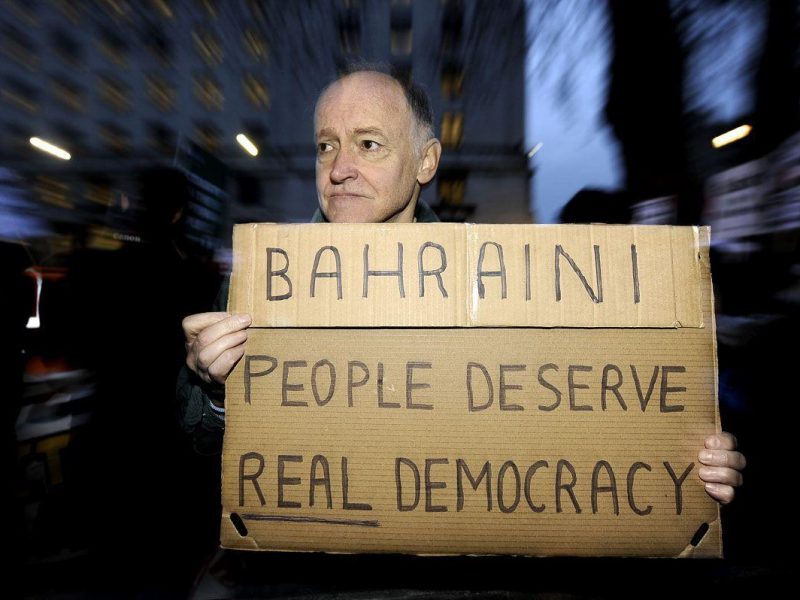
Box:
[711,243,799,563]
[0,238,34,593]
[559,188,632,224]
[65,167,222,595]
[138,167,193,244]
[605,0,701,224]
[752,0,800,156]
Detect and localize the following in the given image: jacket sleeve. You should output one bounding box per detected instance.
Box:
[176,276,230,455]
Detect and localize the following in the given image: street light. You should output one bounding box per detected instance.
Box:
[526,142,543,159]
[236,133,259,156]
[30,137,71,160]
[712,125,752,149]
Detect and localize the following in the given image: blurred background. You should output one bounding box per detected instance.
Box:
[1,0,798,597]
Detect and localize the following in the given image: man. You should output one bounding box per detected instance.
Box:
[179,66,744,506]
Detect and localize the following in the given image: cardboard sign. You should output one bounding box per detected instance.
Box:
[222,224,721,558]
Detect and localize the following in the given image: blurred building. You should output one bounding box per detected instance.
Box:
[0,0,531,241]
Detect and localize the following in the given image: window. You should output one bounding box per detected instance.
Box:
[243,73,270,109]
[194,75,224,111]
[441,67,463,101]
[99,75,130,112]
[434,171,472,222]
[440,112,463,148]
[244,28,268,62]
[438,174,466,206]
[391,27,412,55]
[146,75,175,111]
[35,176,72,209]
[193,29,223,66]
[194,122,221,154]
[98,122,130,154]
[201,0,218,18]
[86,182,115,207]
[152,0,174,19]
[52,77,84,112]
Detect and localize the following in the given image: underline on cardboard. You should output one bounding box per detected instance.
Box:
[241,514,381,528]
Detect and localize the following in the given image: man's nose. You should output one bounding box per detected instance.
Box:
[329,147,358,183]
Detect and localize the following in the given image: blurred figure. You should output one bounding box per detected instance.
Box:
[0,237,34,595]
[559,188,632,224]
[67,168,222,596]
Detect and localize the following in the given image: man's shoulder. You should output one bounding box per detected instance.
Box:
[414,200,439,223]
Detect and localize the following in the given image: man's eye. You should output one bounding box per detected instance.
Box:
[317,142,333,153]
[362,140,382,151]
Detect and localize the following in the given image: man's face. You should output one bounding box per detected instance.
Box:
[314,72,427,223]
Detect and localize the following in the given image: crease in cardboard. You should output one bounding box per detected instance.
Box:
[466,224,478,326]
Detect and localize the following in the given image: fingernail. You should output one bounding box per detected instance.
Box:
[699,450,713,462]
[698,467,711,478]
[705,482,718,492]
[237,314,252,325]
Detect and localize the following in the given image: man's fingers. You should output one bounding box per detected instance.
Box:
[195,313,252,348]
[705,432,737,451]
[704,483,735,505]
[698,449,747,470]
[698,466,743,487]
[206,345,247,385]
[196,330,249,373]
[182,312,231,337]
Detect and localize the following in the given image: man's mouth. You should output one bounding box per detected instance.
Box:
[328,192,368,201]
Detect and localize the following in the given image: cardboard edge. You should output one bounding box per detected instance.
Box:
[228,223,256,315]
[220,512,260,550]
[676,515,723,558]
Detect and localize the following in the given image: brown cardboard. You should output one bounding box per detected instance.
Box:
[222,224,721,558]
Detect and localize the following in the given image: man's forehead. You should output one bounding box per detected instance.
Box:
[315,72,411,131]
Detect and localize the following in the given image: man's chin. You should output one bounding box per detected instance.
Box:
[322,198,379,223]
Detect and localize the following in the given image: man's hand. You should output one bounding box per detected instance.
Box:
[183,312,252,386]
[698,432,745,505]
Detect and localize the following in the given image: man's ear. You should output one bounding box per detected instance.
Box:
[416,138,442,186]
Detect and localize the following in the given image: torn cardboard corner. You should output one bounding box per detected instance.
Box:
[229,223,703,328]
[222,224,721,558]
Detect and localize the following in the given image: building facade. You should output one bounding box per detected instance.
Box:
[1,0,531,248]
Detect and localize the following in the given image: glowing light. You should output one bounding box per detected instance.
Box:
[527,142,544,159]
[29,137,71,160]
[712,125,752,149]
[236,133,259,156]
